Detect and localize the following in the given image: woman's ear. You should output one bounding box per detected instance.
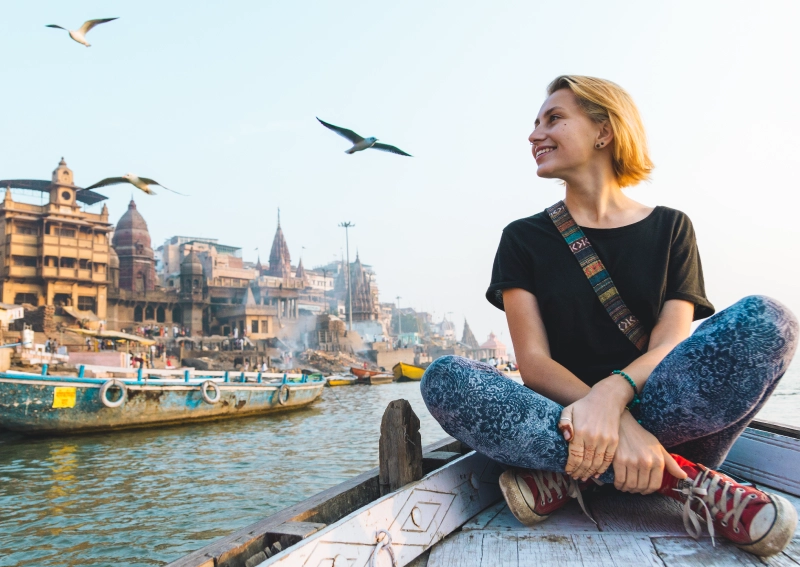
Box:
[595,121,614,149]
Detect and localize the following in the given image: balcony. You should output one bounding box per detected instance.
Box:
[78,269,91,280]
[92,272,108,283]
[8,266,36,277]
[41,266,57,277]
[6,234,38,246]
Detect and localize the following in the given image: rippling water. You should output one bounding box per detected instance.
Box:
[0,367,797,567]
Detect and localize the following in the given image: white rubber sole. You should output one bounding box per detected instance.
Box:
[737,493,798,557]
[498,469,550,527]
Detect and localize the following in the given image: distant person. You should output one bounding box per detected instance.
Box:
[420,75,798,557]
[260,361,268,372]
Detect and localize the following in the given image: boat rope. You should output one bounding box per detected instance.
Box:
[369,529,397,567]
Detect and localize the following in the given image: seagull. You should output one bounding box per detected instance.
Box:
[46,18,118,47]
[316,117,412,157]
[82,174,186,196]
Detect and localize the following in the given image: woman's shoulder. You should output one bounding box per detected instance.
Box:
[502,210,554,235]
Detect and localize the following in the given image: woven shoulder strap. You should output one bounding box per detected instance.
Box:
[546,201,650,352]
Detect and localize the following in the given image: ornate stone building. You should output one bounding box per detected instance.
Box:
[113,200,156,293]
[0,158,112,325]
[267,212,292,278]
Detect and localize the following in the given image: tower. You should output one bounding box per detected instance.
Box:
[112,200,156,292]
[267,209,292,278]
[179,251,205,334]
[50,157,77,208]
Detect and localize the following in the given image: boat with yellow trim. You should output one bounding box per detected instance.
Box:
[392,362,425,382]
[325,375,357,387]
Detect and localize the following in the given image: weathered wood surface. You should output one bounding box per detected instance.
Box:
[429,486,800,567]
[379,399,423,496]
[258,451,504,566]
[723,427,800,497]
[165,437,463,567]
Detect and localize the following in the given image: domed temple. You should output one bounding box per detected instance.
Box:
[112,200,156,293]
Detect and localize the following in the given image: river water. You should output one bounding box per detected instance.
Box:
[1,366,798,567]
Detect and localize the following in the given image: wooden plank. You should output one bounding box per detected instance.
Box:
[379,399,423,496]
[422,451,462,475]
[166,436,462,567]
[588,489,687,535]
[461,501,507,531]
[574,535,662,566]
[427,532,484,567]
[481,532,520,567]
[516,533,583,565]
[751,420,800,440]
[651,536,764,566]
[260,451,504,566]
[723,428,800,497]
[475,500,601,534]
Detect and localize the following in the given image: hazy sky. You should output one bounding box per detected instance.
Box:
[2,1,799,353]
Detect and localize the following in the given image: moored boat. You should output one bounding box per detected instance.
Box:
[392,361,425,382]
[166,417,800,567]
[356,373,393,385]
[0,366,325,436]
[350,367,382,379]
[326,375,357,387]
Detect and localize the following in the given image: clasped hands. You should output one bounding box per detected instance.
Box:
[558,381,687,494]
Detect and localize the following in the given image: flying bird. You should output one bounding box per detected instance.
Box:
[45,18,118,47]
[316,117,412,157]
[83,174,186,196]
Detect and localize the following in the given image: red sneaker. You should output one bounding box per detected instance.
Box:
[661,454,798,557]
[499,468,594,526]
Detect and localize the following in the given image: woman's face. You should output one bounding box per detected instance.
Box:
[528,89,604,180]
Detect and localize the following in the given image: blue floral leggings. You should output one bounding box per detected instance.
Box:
[421,296,798,482]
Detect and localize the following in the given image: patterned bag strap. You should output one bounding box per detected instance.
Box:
[546,200,650,352]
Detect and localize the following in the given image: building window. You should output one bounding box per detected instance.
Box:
[156,306,165,323]
[15,224,37,236]
[61,191,71,201]
[53,294,71,307]
[172,306,182,323]
[77,296,96,312]
[79,259,90,269]
[251,320,259,334]
[14,293,37,305]
[134,305,143,322]
[13,256,37,267]
[54,228,76,238]
[60,257,76,268]
[145,306,155,320]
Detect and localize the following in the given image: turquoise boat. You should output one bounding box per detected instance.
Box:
[0,366,325,436]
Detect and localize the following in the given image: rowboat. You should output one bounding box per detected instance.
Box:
[392,362,425,382]
[166,413,800,567]
[326,375,357,387]
[356,373,393,385]
[350,367,382,379]
[0,366,325,436]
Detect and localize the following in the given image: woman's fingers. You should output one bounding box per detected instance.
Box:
[565,438,585,477]
[613,460,627,491]
[663,449,688,480]
[644,462,663,495]
[595,440,617,477]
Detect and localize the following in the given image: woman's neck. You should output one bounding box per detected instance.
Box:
[562,171,649,229]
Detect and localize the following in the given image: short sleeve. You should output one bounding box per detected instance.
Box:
[666,213,715,320]
[485,227,537,311]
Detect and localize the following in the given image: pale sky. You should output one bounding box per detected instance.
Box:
[2,1,799,354]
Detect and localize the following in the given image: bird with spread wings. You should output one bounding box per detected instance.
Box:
[82,174,186,196]
[46,18,118,47]
[316,118,412,157]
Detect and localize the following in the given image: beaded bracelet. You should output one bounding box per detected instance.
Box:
[612,369,640,408]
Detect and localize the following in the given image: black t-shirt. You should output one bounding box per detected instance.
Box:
[486,206,715,386]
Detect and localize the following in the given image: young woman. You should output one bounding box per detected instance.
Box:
[421,75,798,557]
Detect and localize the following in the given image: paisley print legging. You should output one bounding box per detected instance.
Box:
[421,295,798,483]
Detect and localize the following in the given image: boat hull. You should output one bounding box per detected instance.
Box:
[392,362,425,382]
[326,377,356,387]
[0,374,324,436]
[350,367,380,378]
[356,374,393,385]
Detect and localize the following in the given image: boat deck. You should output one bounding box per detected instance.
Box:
[425,486,800,567]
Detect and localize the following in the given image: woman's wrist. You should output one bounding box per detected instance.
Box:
[591,375,634,410]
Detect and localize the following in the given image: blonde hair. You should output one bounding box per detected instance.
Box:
[547,75,653,187]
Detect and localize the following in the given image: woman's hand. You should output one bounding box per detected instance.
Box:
[613,411,687,494]
[559,380,630,481]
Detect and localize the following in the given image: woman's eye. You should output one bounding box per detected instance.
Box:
[549,115,561,122]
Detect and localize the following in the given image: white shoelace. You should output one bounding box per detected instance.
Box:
[673,469,758,546]
[528,470,597,525]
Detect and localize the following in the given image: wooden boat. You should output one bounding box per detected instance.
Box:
[166,416,800,567]
[350,367,382,379]
[0,366,325,436]
[356,373,393,385]
[393,361,425,382]
[325,375,357,387]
